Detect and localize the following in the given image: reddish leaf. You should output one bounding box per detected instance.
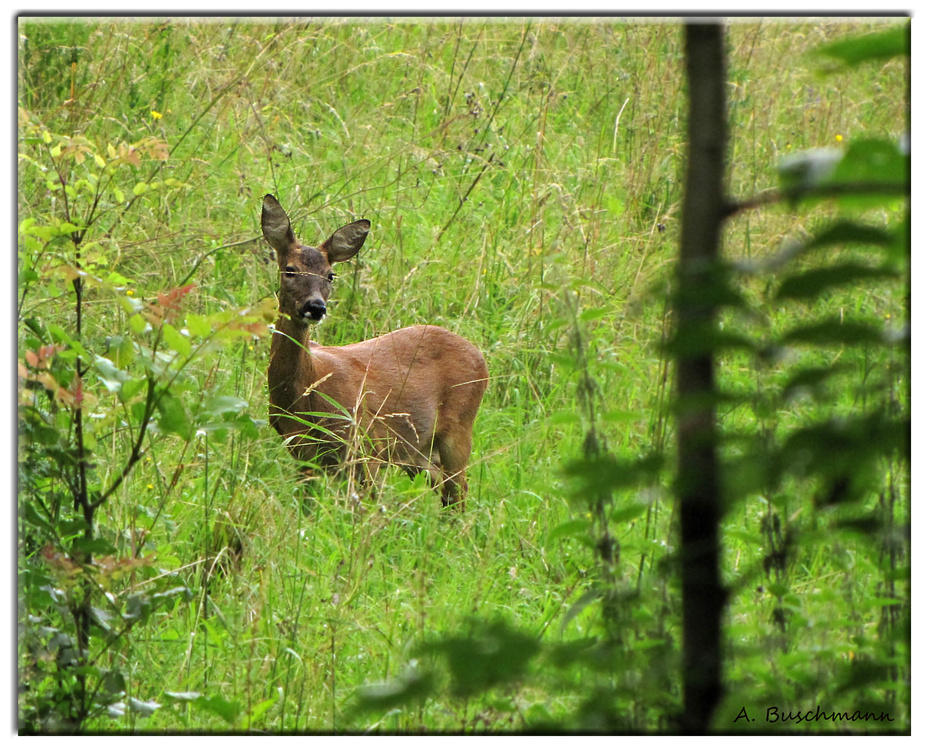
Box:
[150,283,196,324]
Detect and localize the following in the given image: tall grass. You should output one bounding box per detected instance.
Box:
[17,17,907,731]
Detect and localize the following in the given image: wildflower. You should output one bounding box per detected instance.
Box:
[151,110,163,120]
[835,134,843,142]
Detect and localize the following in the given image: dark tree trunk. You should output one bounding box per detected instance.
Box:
[676,22,728,733]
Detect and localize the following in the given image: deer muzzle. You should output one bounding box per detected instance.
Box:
[299,298,327,322]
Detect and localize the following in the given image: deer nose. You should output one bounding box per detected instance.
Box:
[300,299,327,321]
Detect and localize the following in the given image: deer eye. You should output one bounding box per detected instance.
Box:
[284,266,297,278]
[327,272,336,282]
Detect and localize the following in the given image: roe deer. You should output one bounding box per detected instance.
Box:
[261,194,488,508]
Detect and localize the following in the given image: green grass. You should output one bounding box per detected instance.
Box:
[17,17,908,732]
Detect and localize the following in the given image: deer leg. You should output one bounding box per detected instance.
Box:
[435,432,471,510]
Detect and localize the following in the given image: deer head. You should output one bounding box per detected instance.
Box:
[261,194,370,325]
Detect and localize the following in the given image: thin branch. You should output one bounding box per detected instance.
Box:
[724,181,908,219]
[91,376,158,510]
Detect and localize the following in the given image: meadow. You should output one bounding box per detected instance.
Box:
[17,17,908,732]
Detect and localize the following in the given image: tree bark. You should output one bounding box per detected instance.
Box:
[676,21,728,733]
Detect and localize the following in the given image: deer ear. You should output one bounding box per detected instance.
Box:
[261,194,297,256]
[322,219,370,263]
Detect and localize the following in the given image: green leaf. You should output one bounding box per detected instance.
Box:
[150,587,194,608]
[817,24,909,68]
[547,518,593,545]
[560,588,602,634]
[241,694,278,727]
[601,409,642,423]
[129,314,148,334]
[609,501,649,524]
[128,697,161,717]
[125,593,153,623]
[194,695,241,725]
[155,391,191,438]
[664,326,756,358]
[725,529,764,547]
[107,703,127,719]
[120,377,147,401]
[775,263,897,301]
[781,364,845,400]
[351,666,435,715]
[201,394,248,419]
[59,516,91,537]
[186,313,211,338]
[105,271,132,286]
[22,501,57,536]
[423,619,540,698]
[230,414,260,440]
[563,453,663,498]
[47,324,78,353]
[162,323,191,358]
[133,182,149,196]
[22,420,61,447]
[891,210,910,263]
[779,147,842,194]
[782,318,884,346]
[100,669,127,702]
[71,535,117,557]
[91,606,116,633]
[164,691,202,702]
[108,335,135,368]
[21,222,57,242]
[118,295,144,314]
[55,221,82,235]
[94,355,130,393]
[831,139,907,188]
[799,221,894,256]
[579,307,609,323]
[23,317,48,339]
[778,139,907,209]
[779,414,907,484]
